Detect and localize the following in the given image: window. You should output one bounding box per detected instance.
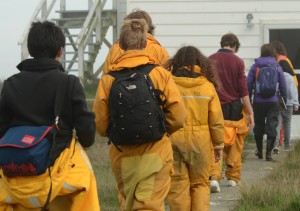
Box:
[269,29,300,70]
[269,29,300,114]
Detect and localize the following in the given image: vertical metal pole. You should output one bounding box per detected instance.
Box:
[60,0,66,10]
[41,0,47,21]
[113,0,117,42]
[60,0,66,69]
[78,45,84,85]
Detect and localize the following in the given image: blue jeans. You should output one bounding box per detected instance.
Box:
[274,106,293,148]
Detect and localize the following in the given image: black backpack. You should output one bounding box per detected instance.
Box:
[107,64,167,146]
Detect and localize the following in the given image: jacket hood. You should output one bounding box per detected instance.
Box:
[147,33,161,45]
[108,50,155,71]
[17,58,65,72]
[254,57,278,67]
[172,65,207,88]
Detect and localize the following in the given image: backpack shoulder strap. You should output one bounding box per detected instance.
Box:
[255,66,261,80]
[107,64,158,78]
[54,72,68,126]
[136,64,158,75]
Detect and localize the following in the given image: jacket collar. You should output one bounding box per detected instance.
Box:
[218,48,234,53]
[17,58,65,72]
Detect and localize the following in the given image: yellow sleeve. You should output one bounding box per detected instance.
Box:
[208,87,225,149]
[93,75,113,136]
[153,69,187,135]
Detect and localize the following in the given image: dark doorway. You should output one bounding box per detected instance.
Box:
[270,29,300,114]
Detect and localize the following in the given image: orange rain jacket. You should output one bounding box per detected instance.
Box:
[93,50,186,211]
[94,50,186,137]
[102,33,169,74]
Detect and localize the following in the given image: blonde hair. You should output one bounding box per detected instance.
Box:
[119,19,148,51]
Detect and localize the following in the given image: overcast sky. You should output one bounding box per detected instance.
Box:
[0,0,112,80]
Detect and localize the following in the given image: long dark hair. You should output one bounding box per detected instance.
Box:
[164,46,218,87]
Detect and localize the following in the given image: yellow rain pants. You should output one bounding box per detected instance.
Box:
[168,129,212,211]
[210,112,249,183]
[0,138,100,211]
[109,136,173,211]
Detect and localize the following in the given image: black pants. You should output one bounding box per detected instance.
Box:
[253,102,279,156]
[253,102,279,141]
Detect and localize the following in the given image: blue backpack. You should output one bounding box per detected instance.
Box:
[255,64,279,98]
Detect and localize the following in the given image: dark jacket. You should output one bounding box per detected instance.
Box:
[0,58,95,148]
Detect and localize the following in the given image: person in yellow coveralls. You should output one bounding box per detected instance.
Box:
[102,9,169,74]
[208,33,254,192]
[93,19,186,211]
[165,46,224,211]
[0,21,100,211]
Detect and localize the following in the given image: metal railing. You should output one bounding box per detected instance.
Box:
[18,0,58,60]
[76,0,104,84]
[18,0,116,86]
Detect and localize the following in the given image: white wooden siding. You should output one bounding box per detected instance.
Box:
[126,0,300,68]
[124,0,300,139]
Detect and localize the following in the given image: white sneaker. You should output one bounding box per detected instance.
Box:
[227,180,237,187]
[210,180,220,193]
[273,147,279,154]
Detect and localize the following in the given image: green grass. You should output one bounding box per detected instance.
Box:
[236,141,300,211]
[84,79,99,99]
[87,135,119,211]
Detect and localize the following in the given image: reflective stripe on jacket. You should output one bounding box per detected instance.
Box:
[172,73,224,149]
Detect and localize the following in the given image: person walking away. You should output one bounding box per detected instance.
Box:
[247,43,287,161]
[93,19,186,211]
[165,46,224,211]
[208,33,254,192]
[102,9,169,74]
[271,40,298,148]
[273,70,299,153]
[272,40,298,88]
[0,21,100,211]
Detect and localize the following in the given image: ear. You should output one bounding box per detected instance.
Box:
[55,47,63,61]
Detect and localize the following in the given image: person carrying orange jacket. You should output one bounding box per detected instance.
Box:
[165,46,224,211]
[102,9,169,74]
[93,19,186,211]
[209,33,254,192]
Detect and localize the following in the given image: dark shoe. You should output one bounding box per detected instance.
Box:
[284,145,291,151]
[266,152,273,161]
[255,150,263,159]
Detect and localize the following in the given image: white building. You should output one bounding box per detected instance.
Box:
[121,0,300,139]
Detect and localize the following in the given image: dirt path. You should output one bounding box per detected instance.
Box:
[210,141,288,211]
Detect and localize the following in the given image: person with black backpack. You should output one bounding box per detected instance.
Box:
[93,19,187,211]
[247,44,287,161]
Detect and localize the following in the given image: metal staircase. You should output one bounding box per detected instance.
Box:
[18,0,117,86]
